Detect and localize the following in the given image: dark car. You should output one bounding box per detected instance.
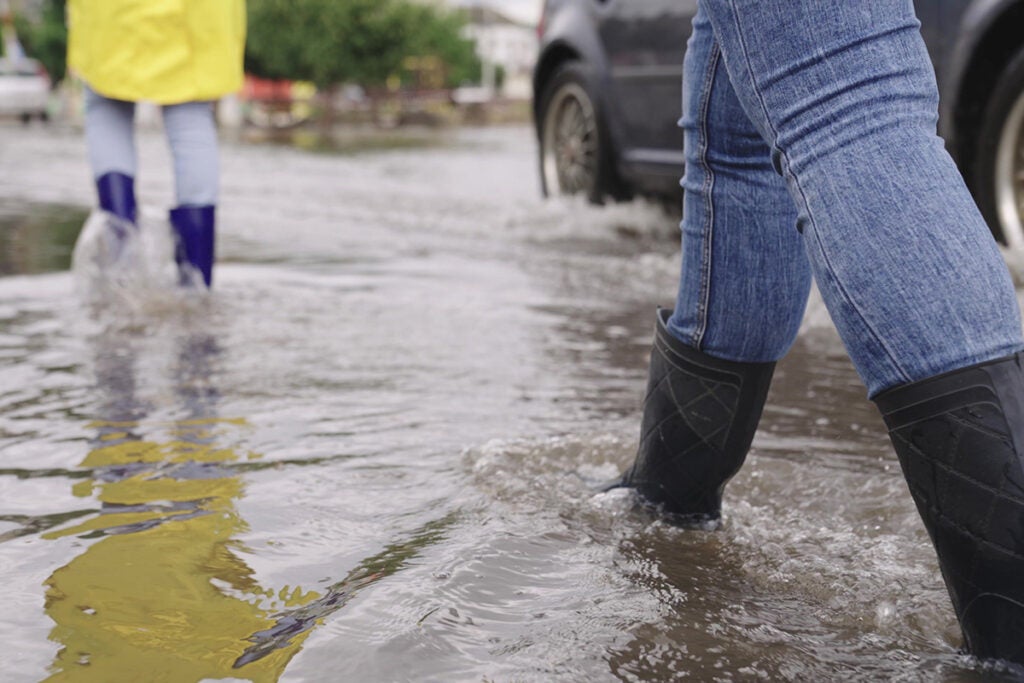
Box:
[533,0,1024,248]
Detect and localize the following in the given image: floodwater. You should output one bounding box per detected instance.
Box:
[0,122,1021,682]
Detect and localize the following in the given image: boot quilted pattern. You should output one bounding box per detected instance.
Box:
[623,310,774,524]
[643,359,739,454]
[876,353,1024,664]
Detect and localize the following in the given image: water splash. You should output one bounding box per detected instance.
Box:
[70,209,207,319]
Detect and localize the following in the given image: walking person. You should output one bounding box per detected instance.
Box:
[67,0,246,287]
[616,0,1024,667]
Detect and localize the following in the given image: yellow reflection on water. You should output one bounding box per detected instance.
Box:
[42,420,317,683]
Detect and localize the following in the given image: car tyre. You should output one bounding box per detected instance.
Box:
[975,47,1024,249]
[537,61,617,204]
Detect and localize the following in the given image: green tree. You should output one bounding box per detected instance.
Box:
[246,0,479,90]
[401,5,480,88]
[13,0,68,87]
[246,0,414,90]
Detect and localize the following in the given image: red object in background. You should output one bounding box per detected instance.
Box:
[242,75,293,102]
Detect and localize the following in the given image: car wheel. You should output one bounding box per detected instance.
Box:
[975,47,1024,249]
[538,62,615,203]
[19,112,31,125]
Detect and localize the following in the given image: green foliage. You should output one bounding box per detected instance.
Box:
[246,0,480,90]
[401,5,480,88]
[13,0,68,86]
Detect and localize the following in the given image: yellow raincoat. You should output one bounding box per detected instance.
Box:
[67,0,246,104]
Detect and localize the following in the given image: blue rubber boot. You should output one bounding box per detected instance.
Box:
[169,205,215,288]
[89,172,139,267]
[96,172,137,223]
[96,172,137,248]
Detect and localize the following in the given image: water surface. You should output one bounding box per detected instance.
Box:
[0,122,1019,682]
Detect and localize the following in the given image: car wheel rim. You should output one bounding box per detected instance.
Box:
[542,82,599,196]
[996,87,1024,249]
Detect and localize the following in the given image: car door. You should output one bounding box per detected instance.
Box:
[912,0,945,78]
[598,0,696,174]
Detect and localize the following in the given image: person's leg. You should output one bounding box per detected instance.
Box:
[162,101,219,207]
[699,0,1022,395]
[84,86,137,223]
[666,10,811,362]
[698,0,1024,663]
[620,7,811,523]
[162,101,219,287]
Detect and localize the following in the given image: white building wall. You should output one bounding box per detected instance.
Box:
[463,20,537,99]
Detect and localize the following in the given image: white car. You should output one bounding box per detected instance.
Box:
[0,57,50,122]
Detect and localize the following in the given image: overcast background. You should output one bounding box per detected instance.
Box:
[460,0,542,24]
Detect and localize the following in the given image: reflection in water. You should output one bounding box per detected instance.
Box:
[234,514,455,668]
[38,315,457,681]
[41,328,313,682]
[0,203,90,276]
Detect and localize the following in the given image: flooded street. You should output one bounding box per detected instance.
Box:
[0,122,1019,682]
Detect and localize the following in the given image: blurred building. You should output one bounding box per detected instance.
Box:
[4,0,43,21]
[460,5,537,100]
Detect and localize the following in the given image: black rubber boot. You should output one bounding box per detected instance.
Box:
[874,353,1024,666]
[619,309,775,526]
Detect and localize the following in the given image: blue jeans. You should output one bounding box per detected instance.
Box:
[666,0,1024,397]
[84,86,220,206]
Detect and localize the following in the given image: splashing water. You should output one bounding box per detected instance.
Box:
[70,209,207,315]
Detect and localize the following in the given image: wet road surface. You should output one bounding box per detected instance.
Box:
[0,122,1021,682]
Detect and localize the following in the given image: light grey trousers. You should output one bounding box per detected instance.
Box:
[84,85,220,206]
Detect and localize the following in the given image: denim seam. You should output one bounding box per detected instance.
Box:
[722,1,913,387]
[693,43,722,351]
